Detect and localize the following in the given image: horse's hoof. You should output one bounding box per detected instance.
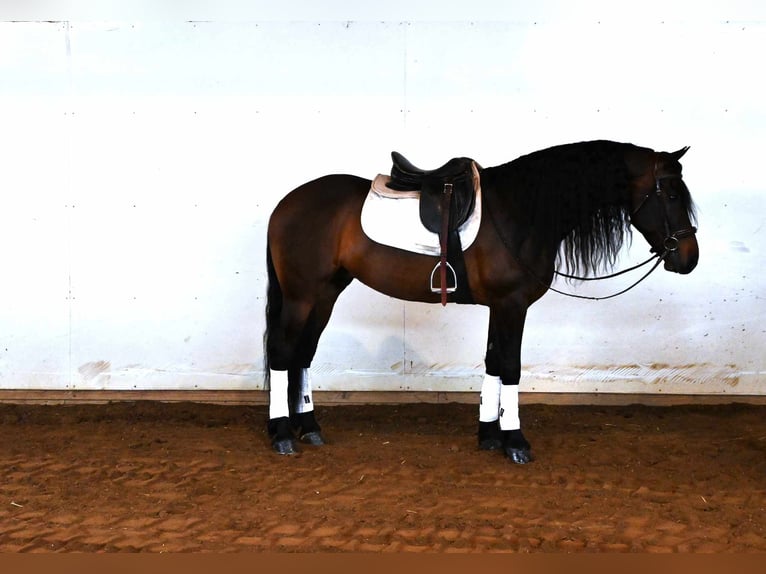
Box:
[479,438,503,451]
[478,421,502,451]
[272,438,298,455]
[505,447,534,464]
[299,431,325,446]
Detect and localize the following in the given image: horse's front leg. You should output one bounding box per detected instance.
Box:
[480,303,533,464]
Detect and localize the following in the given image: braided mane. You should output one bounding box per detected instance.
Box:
[484,140,642,277]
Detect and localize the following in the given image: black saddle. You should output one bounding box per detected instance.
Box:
[387,151,476,233]
[386,151,477,305]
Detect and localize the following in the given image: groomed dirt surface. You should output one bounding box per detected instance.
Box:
[0,401,764,553]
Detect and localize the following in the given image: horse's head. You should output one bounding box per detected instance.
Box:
[628,146,699,274]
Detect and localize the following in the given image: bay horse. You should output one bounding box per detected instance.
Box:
[263,140,699,464]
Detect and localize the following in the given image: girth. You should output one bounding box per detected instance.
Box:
[386,151,477,305]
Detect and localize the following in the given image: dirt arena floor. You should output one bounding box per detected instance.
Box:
[0,400,764,553]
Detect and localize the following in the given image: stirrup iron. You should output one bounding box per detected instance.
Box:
[430,261,457,294]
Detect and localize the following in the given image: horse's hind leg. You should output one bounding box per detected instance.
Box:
[266,273,352,454]
[288,279,352,445]
[289,368,323,445]
[266,298,313,455]
[267,373,295,454]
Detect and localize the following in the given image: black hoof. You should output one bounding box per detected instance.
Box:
[268,416,298,455]
[505,447,534,464]
[478,420,503,451]
[272,437,298,455]
[299,431,325,446]
[479,438,503,451]
[502,429,533,464]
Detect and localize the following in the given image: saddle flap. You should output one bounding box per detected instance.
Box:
[417,162,478,234]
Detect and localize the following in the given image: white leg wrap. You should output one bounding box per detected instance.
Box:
[269,369,290,420]
[499,384,521,431]
[479,374,502,422]
[294,367,314,414]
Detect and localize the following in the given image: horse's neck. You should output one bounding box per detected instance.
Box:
[481,179,559,257]
[484,146,642,228]
[482,147,642,276]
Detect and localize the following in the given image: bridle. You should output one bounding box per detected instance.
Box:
[530,157,697,300]
[630,162,698,257]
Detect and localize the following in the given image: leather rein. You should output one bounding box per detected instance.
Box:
[490,159,698,301]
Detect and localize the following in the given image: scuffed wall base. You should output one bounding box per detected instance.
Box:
[1,390,765,406]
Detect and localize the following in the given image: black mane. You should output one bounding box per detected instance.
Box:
[484,140,644,277]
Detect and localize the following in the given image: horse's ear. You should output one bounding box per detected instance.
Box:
[671,146,690,160]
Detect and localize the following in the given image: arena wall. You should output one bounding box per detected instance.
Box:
[1,2,763,400]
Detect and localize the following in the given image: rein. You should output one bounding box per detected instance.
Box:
[484,204,670,301]
[545,251,667,301]
[553,252,659,281]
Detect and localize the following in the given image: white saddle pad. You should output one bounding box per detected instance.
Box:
[360,162,482,256]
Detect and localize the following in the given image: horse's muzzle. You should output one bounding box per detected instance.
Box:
[663,235,699,274]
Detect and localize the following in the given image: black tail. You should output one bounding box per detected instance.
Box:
[263,240,282,391]
[264,242,304,410]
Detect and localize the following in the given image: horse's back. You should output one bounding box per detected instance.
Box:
[270,174,368,232]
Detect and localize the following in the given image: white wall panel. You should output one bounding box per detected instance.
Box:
[0,3,764,397]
